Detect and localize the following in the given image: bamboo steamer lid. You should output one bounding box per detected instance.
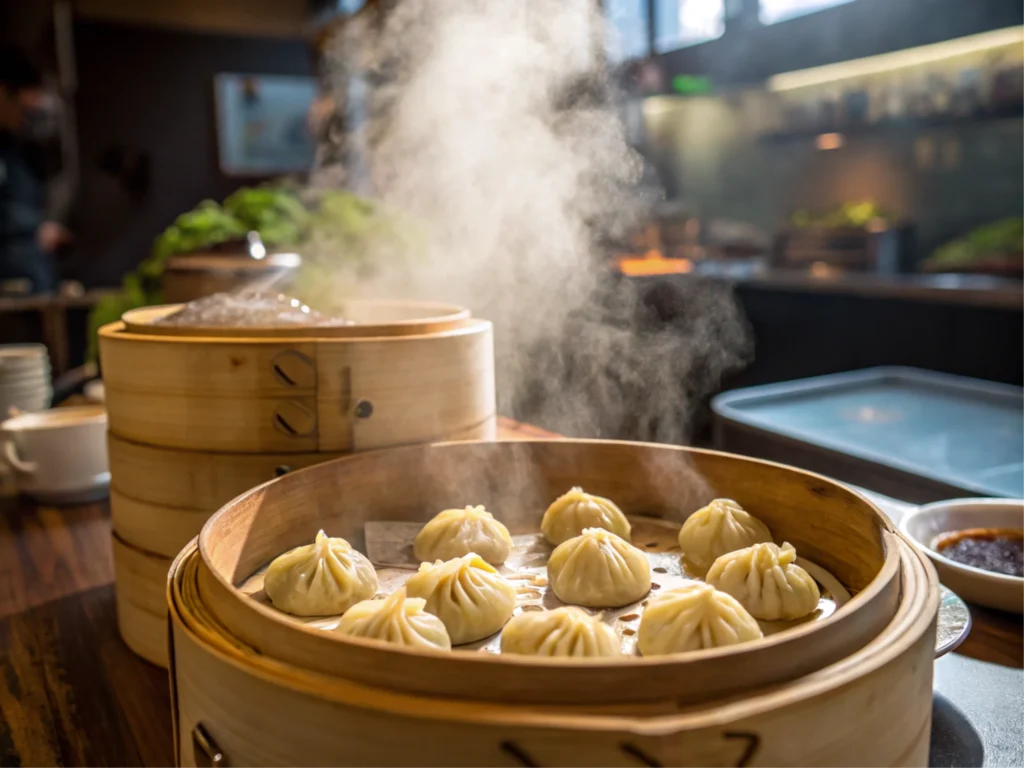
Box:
[121,299,470,339]
[195,439,904,708]
[167,527,939,766]
[101,298,494,668]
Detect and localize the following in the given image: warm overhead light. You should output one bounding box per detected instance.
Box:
[815,132,845,150]
[616,253,695,276]
[768,26,1024,92]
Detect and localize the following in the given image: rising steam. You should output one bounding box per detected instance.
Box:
[312,0,751,444]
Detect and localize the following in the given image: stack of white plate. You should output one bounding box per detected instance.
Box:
[0,344,53,417]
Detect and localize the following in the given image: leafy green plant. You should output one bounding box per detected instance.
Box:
[790,200,893,229]
[151,200,248,262]
[925,218,1024,271]
[223,186,310,248]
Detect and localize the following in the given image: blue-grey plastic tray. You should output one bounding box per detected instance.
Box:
[712,367,1023,501]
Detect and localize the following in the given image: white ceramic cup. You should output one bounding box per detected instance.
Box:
[0,405,110,503]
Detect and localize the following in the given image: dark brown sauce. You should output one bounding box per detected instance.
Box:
[618,613,640,622]
[653,566,668,574]
[935,527,1023,578]
[621,628,636,636]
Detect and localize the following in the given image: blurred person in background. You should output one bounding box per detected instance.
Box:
[0,44,70,294]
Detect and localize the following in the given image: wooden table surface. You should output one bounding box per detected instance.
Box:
[0,419,1020,766]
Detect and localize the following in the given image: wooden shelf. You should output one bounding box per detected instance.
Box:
[759,105,1023,144]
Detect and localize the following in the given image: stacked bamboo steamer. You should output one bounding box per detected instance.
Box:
[99,299,495,667]
[168,440,940,766]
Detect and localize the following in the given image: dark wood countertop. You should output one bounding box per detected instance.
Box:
[0,421,1019,767]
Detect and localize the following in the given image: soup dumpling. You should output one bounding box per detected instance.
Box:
[413,505,513,566]
[678,498,773,574]
[547,528,651,608]
[541,487,631,546]
[404,554,516,644]
[638,583,763,656]
[706,541,820,621]
[264,530,378,616]
[501,606,621,658]
[335,588,451,650]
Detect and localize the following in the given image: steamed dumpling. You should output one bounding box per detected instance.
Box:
[706,541,821,621]
[541,487,631,545]
[637,583,763,656]
[677,498,773,574]
[335,589,451,650]
[413,505,513,565]
[547,528,651,608]
[264,530,378,616]
[404,553,516,644]
[501,607,621,658]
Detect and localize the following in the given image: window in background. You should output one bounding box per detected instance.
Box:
[759,0,856,25]
[605,0,651,63]
[654,0,726,54]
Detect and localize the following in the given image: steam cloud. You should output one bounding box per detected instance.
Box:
[312,0,751,444]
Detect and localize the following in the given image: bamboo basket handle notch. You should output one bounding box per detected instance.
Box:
[272,401,317,438]
[266,351,319,440]
[270,350,316,388]
[192,723,225,767]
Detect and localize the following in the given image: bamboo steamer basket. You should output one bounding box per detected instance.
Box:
[108,442,356,666]
[98,301,495,453]
[196,439,906,707]
[113,533,172,666]
[107,437,355,553]
[168,441,940,767]
[160,252,302,304]
[100,298,495,668]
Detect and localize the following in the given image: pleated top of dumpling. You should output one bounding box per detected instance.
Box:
[404,554,516,645]
[541,487,631,546]
[501,606,621,658]
[413,505,513,565]
[264,530,378,616]
[677,498,773,574]
[335,588,452,651]
[547,528,651,608]
[706,541,820,621]
[637,583,763,656]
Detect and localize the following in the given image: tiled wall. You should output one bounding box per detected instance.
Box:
[642,94,1023,261]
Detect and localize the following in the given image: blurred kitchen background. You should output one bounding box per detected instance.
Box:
[1,0,1021,404]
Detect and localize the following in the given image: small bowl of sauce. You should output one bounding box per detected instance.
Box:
[933,528,1023,578]
[900,498,1024,614]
